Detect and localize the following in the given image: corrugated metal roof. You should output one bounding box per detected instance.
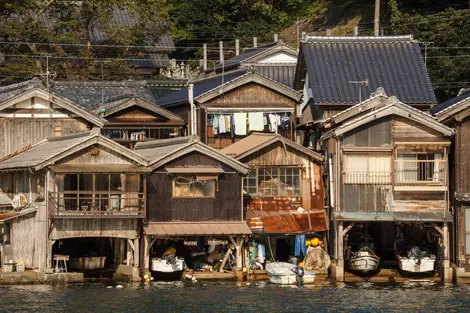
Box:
[246,210,328,233]
[144,222,251,235]
[298,36,437,106]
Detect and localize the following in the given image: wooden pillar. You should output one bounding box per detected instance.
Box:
[46,240,55,269]
[442,222,452,283]
[126,239,133,266]
[229,236,244,269]
[133,238,139,268]
[143,236,150,271]
[337,221,344,282]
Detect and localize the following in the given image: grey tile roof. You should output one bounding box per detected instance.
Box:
[50,80,157,110]
[252,64,296,88]
[212,42,279,72]
[297,36,437,106]
[431,90,470,115]
[0,78,43,102]
[0,131,95,170]
[158,69,248,107]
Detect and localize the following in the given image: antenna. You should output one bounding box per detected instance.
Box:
[348,79,369,103]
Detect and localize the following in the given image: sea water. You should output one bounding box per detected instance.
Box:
[0,281,469,313]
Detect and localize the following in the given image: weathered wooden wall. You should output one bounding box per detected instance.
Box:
[205,84,297,108]
[49,219,139,240]
[0,118,90,158]
[338,115,448,215]
[59,146,135,165]
[240,142,324,211]
[2,212,36,267]
[147,151,242,222]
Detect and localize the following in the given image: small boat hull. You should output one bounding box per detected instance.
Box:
[398,256,435,273]
[151,258,186,281]
[349,252,380,273]
[266,262,315,285]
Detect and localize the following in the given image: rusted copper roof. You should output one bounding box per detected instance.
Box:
[144,222,252,236]
[246,210,328,233]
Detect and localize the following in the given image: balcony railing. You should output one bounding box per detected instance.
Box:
[343,171,392,185]
[394,159,447,186]
[49,191,145,218]
[342,160,447,188]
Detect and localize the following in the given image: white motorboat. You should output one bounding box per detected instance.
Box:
[266,262,315,285]
[397,246,436,273]
[151,257,186,280]
[348,247,380,273]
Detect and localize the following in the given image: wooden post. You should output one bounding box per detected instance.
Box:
[219,41,224,64]
[229,236,244,269]
[443,222,449,260]
[374,0,380,36]
[337,221,344,282]
[219,247,233,272]
[235,39,240,56]
[126,240,133,266]
[143,236,150,271]
[253,37,257,47]
[203,43,207,71]
[274,34,278,42]
[134,238,139,268]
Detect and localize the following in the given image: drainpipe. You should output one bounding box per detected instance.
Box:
[328,153,335,209]
[188,84,196,135]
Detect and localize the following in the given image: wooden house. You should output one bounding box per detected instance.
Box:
[208,41,298,87]
[0,129,149,280]
[158,70,302,149]
[134,136,251,273]
[221,133,327,263]
[432,90,470,281]
[321,88,454,282]
[51,81,187,149]
[0,78,105,158]
[294,35,437,149]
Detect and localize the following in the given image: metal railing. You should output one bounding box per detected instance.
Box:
[49,191,145,217]
[394,159,447,186]
[343,171,392,185]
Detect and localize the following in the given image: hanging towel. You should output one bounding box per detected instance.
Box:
[218,115,226,133]
[230,115,235,138]
[281,113,290,130]
[224,115,230,132]
[234,113,247,136]
[248,112,264,131]
[268,113,278,132]
[295,235,307,257]
[212,115,219,135]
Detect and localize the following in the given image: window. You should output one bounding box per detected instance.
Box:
[243,167,301,197]
[173,176,216,198]
[343,153,391,184]
[395,152,444,185]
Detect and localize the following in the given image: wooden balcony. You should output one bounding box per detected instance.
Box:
[394,159,447,191]
[49,191,145,219]
[342,160,448,191]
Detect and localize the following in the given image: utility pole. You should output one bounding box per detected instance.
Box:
[374,0,380,36]
[297,17,300,47]
[219,41,224,64]
[203,43,207,71]
[235,39,240,56]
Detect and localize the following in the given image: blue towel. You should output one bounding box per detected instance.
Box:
[295,235,307,257]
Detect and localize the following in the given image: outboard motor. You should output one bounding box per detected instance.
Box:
[293,266,305,287]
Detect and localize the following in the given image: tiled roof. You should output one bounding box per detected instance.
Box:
[431,91,470,115]
[0,78,43,102]
[50,80,156,110]
[252,64,296,88]
[0,131,95,170]
[157,69,248,107]
[297,36,437,106]
[213,42,279,72]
